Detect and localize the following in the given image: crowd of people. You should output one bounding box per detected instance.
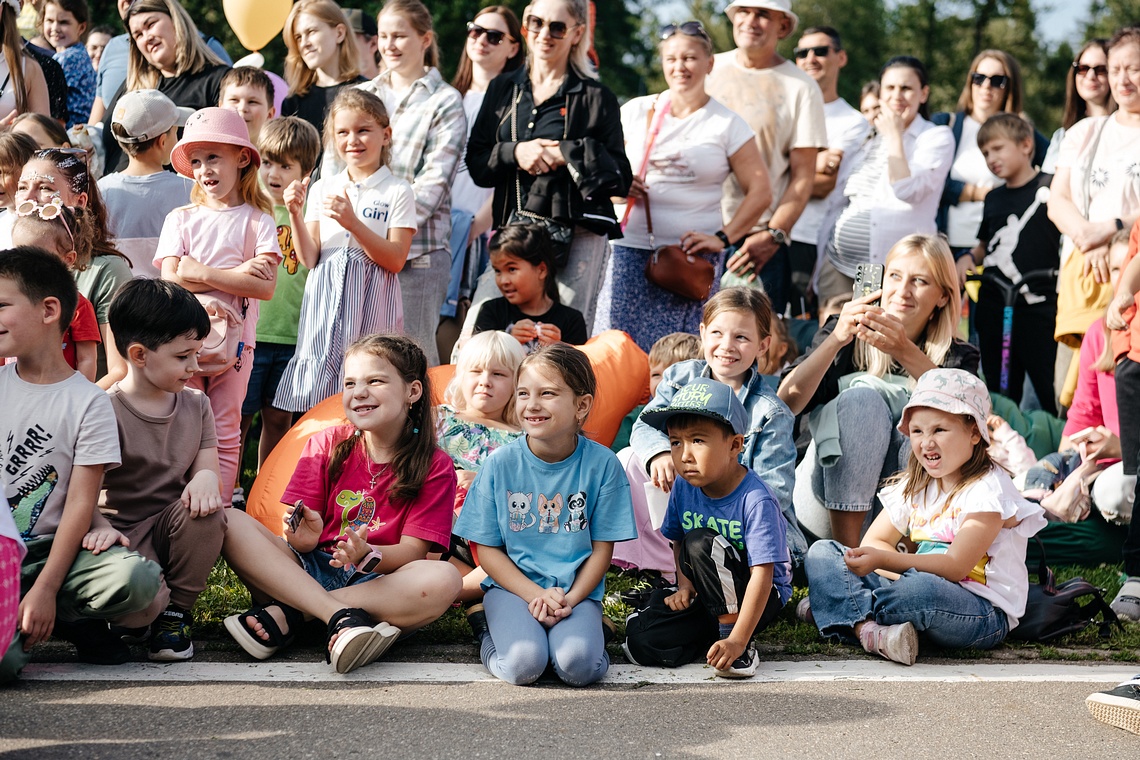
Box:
[0,0,1137,729]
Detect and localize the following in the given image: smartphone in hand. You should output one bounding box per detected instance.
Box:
[853,263,884,306]
[286,500,305,532]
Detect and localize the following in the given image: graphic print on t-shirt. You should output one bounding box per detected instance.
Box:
[336,489,385,535]
[676,507,745,551]
[907,500,990,585]
[983,185,1050,305]
[4,424,58,538]
[646,150,697,183]
[279,224,299,276]
[507,489,588,533]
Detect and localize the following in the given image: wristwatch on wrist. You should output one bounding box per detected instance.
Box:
[766,227,788,245]
[714,230,731,248]
[357,549,383,574]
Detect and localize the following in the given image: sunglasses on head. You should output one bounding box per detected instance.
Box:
[16,197,74,248]
[970,72,1009,89]
[467,22,509,46]
[525,14,578,40]
[659,21,708,41]
[793,44,833,59]
[1073,62,1108,78]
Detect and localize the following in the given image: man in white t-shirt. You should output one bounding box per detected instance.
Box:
[789,26,870,313]
[706,0,827,315]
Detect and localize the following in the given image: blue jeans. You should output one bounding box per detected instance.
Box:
[480,586,609,686]
[794,387,908,539]
[805,540,1010,650]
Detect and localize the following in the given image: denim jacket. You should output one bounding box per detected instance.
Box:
[630,359,806,566]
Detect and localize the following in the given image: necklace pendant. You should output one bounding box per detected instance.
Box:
[369,475,379,489]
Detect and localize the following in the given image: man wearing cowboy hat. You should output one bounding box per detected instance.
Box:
[707,0,827,317]
[788,24,870,312]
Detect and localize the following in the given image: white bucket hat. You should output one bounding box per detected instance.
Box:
[723,0,799,33]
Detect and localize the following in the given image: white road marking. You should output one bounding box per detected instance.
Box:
[20,659,1139,684]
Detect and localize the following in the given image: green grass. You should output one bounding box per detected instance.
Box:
[193,557,1140,661]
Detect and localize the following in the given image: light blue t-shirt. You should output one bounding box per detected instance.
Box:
[661,469,793,603]
[455,435,636,602]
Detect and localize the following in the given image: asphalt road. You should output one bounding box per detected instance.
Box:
[1,677,1135,759]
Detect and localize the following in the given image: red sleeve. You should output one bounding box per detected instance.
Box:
[396,449,458,552]
[71,297,102,343]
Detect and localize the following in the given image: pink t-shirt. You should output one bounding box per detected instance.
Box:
[153,203,282,346]
[1064,316,1119,438]
[281,425,456,553]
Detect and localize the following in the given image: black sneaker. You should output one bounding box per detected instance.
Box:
[465,603,489,644]
[149,607,194,661]
[109,624,150,645]
[715,645,758,679]
[1086,676,1140,734]
[54,618,131,665]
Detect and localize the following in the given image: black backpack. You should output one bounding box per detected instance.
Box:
[1009,539,1122,642]
[623,588,718,668]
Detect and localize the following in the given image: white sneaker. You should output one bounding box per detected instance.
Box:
[795,598,814,625]
[861,621,918,666]
[715,645,758,679]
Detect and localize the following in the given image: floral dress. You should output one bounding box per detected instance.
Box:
[435,404,521,473]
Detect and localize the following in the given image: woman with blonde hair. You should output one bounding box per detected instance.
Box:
[280,0,365,141]
[99,0,229,173]
[780,234,979,548]
[465,0,631,336]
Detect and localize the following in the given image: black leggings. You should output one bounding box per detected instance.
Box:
[974,289,1058,415]
[1115,357,1140,576]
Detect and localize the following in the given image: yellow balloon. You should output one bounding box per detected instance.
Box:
[223,0,292,52]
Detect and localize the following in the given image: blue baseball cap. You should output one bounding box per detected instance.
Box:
[639,378,748,436]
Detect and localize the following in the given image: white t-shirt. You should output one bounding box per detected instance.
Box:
[154,203,282,346]
[706,55,827,229]
[0,208,13,249]
[1,367,120,539]
[791,97,870,245]
[99,171,195,279]
[452,89,492,215]
[304,165,418,269]
[946,115,1002,248]
[1056,114,1140,260]
[879,467,1046,627]
[619,95,755,250]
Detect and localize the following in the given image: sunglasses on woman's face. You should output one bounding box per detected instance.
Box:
[659,21,708,41]
[970,72,1009,89]
[467,22,508,46]
[525,14,578,40]
[1073,62,1108,78]
[793,45,833,59]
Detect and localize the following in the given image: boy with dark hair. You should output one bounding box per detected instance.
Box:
[627,377,792,678]
[239,116,322,473]
[962,112,1062,414]
[219,66,276,144]
[99,89,194,282]
[0,248,161,680]
[102,278,226,661]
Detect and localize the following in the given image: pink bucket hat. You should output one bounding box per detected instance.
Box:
[170,107,261,179]
[898,369,992,444]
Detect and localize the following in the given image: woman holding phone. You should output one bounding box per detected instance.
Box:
[778,234,976,549]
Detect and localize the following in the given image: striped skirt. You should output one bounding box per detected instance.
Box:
[273,246,403,413]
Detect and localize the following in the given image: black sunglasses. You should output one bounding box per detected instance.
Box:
[660,21,708,41]
[467,22,509,46]
[970,72,1009,89]
[1073,62,1108,78]
[793,44,833,59]
[525,14,579,40]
